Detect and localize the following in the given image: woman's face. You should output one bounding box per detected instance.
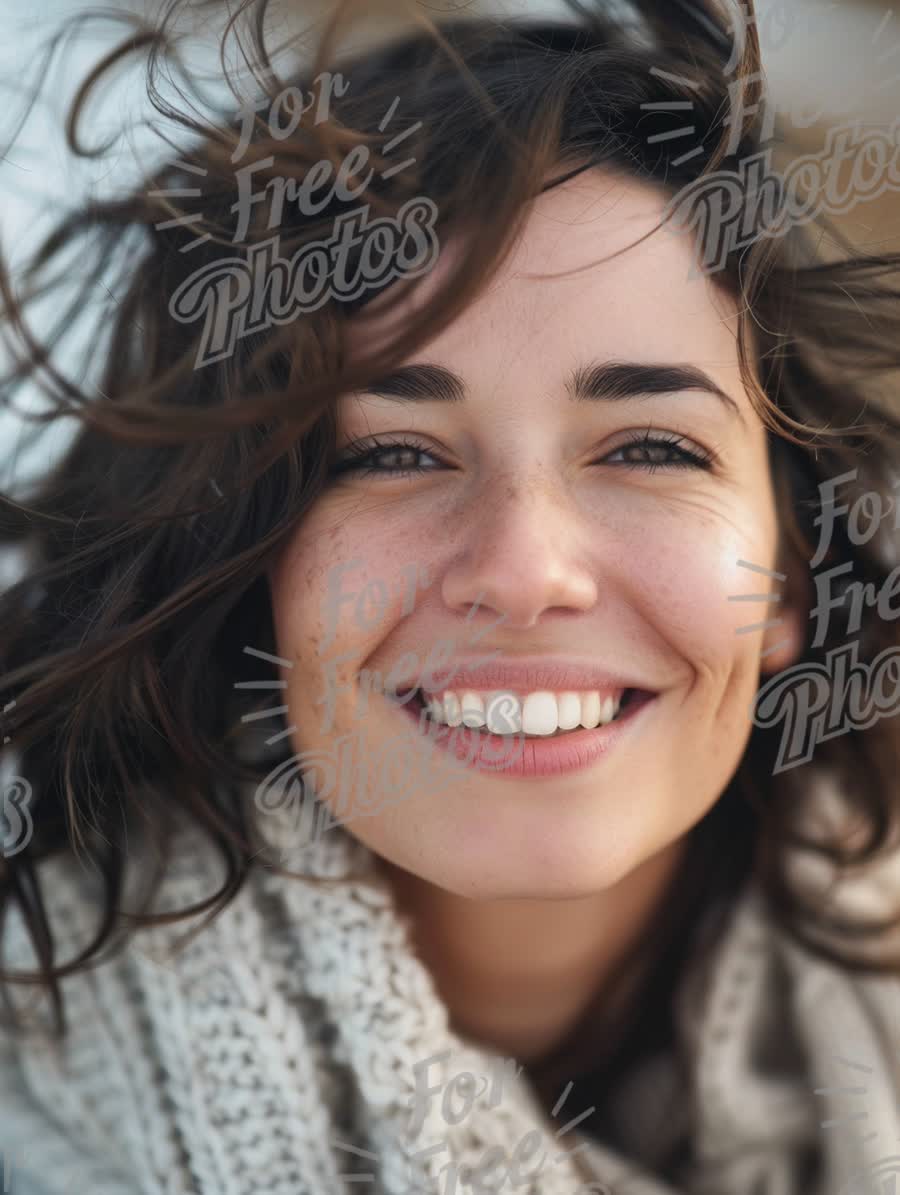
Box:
[267,166,806,900]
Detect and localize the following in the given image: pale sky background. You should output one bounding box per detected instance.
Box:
[1,0,898,490]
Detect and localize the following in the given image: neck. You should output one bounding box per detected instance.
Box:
[376,837,691,1069]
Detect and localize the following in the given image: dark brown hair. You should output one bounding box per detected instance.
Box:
[2,0,900,1178]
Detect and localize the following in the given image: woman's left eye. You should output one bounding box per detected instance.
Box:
[603,430,715,472]
[331,430,715,478]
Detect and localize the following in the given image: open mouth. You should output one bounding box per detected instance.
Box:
[381,684,660,778]
[393,686,653,737]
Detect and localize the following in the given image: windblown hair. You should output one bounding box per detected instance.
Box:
[2,0,900,1170]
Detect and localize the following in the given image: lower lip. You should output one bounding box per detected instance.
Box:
[389,691,658,778]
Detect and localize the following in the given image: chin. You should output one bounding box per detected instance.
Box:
[359,806,659,901]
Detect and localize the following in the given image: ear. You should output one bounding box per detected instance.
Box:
[759,546,810,676]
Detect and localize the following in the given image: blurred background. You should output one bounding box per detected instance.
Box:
[1,0,899,492]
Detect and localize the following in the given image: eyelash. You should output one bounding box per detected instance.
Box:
[332,429,715,478]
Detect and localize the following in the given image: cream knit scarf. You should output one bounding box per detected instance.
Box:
[1,782,899,1195]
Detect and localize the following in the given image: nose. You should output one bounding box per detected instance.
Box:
[440,469,599,630]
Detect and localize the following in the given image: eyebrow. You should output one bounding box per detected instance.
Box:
[357,360,745,425]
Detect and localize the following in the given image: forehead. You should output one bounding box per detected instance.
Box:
[345,165,740,372]
[339,166,741,389]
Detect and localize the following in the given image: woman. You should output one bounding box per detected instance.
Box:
[1,1,899,1192]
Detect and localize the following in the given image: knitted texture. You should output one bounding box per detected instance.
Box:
[0,798,899,1195]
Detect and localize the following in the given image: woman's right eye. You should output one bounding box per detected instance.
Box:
[331,438,444,479]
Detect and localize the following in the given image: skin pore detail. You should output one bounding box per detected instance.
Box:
[266,166,808,1068]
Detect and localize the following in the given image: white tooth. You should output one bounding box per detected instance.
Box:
[557,692,581,731]
[484,691,522,734]
[522,691,559,736]
[427,690,624,732]
[580,691,601,729]
[442,691,462,727]
[460,691,486,728]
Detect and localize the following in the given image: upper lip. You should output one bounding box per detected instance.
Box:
[387,656,659,698]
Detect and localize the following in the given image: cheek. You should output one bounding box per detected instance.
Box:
[268,516,436,710]
[620,511,774,780]
[622,502,778,677]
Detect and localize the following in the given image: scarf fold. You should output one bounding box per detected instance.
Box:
[1,796,899,1195]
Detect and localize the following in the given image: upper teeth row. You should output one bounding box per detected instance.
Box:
[423,690,623,735]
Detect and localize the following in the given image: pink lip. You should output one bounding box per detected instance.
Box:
[391,689,658,778]
[412,657,657,699]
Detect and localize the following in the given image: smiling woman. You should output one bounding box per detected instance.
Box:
[273,168,788,889]
[1,2,900,1194]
